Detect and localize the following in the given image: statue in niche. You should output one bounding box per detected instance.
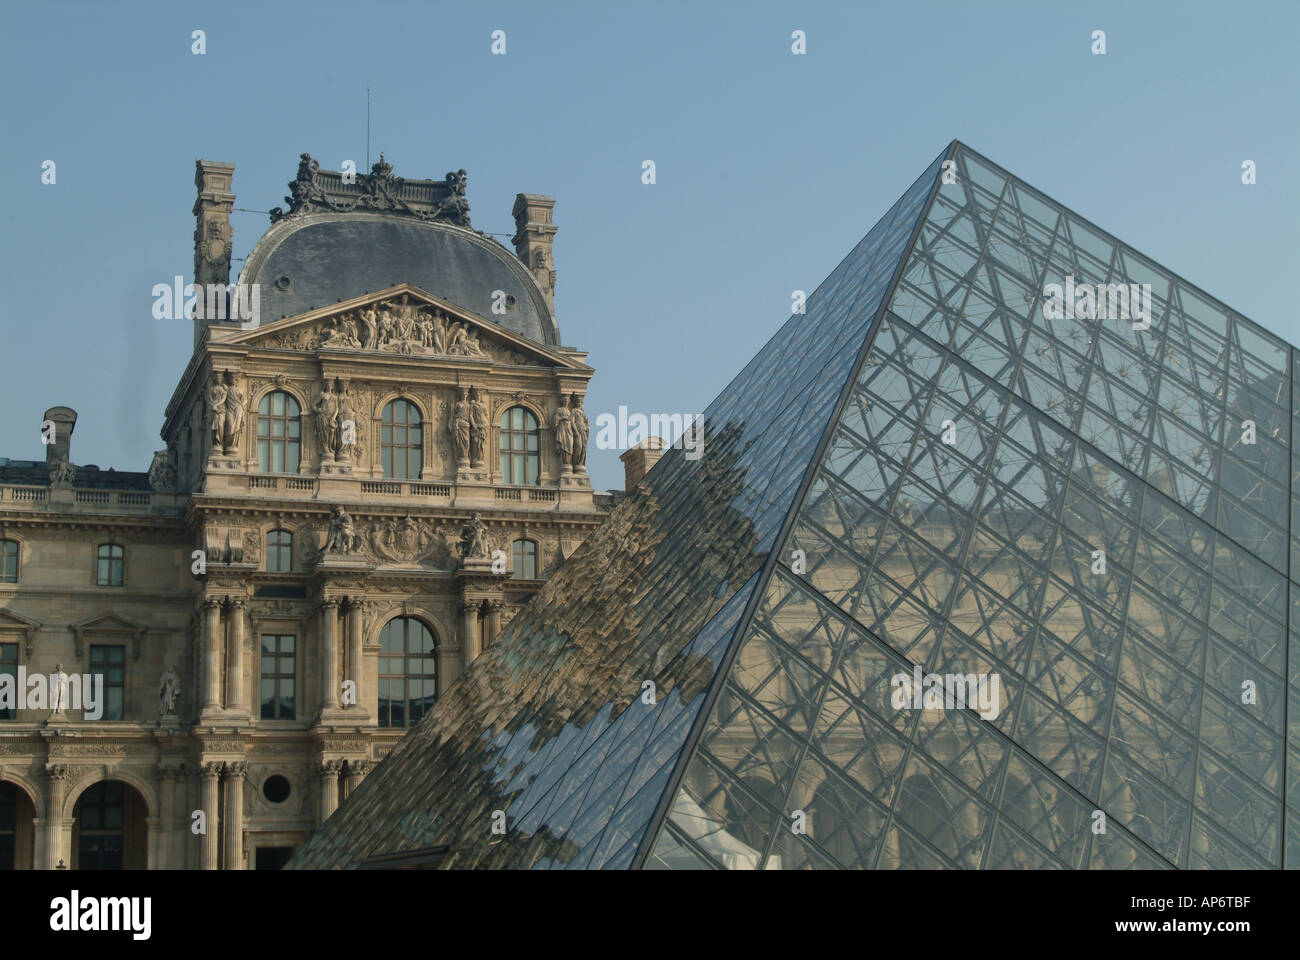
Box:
[324,505,361,554]
[469,387,489,465]
[223,372,246,455]
[458,512,490,560]
[159,666,180,717]
[451,388,472,466]
[553,394,574,469]
[570,394,589,470]
[312,380,340,461]
[206,374,229,448]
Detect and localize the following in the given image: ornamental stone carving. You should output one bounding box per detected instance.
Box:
[457,513,491,561]
[148,450,177,491]
[206,370,246,456]
[269,154,472,228]
[323,505,363,555]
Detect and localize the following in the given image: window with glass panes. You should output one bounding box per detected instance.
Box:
[0,540,16,583]
[381,399,423,479]
[96,544,124,587]
[512,539,537,579]
[378,618,437,729]
[0,783,16,869]
[266,530,293,572]
[89,645,124,720]
[0,644,16,721]
[76,782,124,870]
[260,635,295,720]
[257,391,301,473]
[498,406,539,485]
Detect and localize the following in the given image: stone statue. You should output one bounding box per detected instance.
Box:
[570,394,589,470]
[451,388,472,466]
[431,312,448,353]
[554,394,574,468]
[312,381,339,461]
[469,388,489,465]
[223,375,246,454]
[52,663,69,713]
[337,388,359,462]
[360,306,379,349]
[458,512,489,560]
[433,169,471,225]
[159,666,180,716]
[461,329,486,358]
[148,450,176,491]
[49,459,76,485]
[206,375,229,448]
[324,505,360,554]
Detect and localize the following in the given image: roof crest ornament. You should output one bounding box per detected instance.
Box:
[269,153,472,228]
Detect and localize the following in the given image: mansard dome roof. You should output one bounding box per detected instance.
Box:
[238,156,559,346]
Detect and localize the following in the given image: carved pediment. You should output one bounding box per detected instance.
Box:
[0,608,42,657]
[226,285,580,370]
[70,612,149,661]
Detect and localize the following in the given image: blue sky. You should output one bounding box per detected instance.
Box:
[2,0,1297,492]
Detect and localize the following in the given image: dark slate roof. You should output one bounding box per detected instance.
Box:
[0,459,151,490]
[240,216,559,345]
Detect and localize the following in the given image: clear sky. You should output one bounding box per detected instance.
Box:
[2,0,1297,493]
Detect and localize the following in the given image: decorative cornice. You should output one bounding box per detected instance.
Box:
[269,154,472,228]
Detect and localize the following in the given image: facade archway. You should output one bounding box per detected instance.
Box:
[0,781,36,870]
[70,780,149,870]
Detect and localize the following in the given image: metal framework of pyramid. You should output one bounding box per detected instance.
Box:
[292,141,1298,870]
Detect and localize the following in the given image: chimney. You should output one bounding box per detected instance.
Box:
[193,160,236,348]
[43,406,77,464]
[512,194,557,313]
[620,436,665,493]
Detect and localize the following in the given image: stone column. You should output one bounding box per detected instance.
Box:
[485,599,504,648]
[199,762,222,870]
[344,759,370,799]
[346,599,364,709]
[157,764,180,870]
[201,598,223,712]
[225,599,245,713]
[222,762,246,870]
[44,765,70,870]
[320,599,340,713]
[317,759,342,825]
[461,598,481,671]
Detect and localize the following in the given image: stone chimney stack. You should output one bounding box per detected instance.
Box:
[512,194,557,313]
[43,406,77,465]
[193,160,236,348]
[620,436,665,493]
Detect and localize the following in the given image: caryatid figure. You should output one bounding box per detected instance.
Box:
[223,372,246,455]
[569,394,589,472]
[206,374,229,448]
[469,388,489,466]
[451,388,472,467]
[553,394,574,473]
[312,381,339,461]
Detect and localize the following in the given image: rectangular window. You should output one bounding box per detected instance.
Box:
[96,545,124,587]
[0,541,17,583]
[88,645,125,721]
[261,635,296,720]
[267,532,292,573]
[0,644,17,720]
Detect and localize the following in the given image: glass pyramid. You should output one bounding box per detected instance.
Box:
[291,142,1298,870]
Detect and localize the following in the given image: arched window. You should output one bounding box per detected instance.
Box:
[378,617,437,729]
[257,391,301,474]
[96,544,124,587]
[0,539,17,583]
[381,399,423,479]
[499,406,540,485]
[266,530,293,572]
[512,539,538,580]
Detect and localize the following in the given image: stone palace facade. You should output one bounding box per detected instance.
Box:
[0,154,615,869]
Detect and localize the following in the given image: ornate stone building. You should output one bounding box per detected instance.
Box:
[0,155,615,869]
